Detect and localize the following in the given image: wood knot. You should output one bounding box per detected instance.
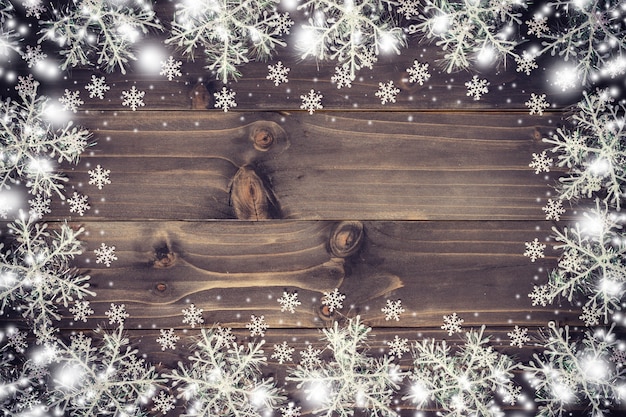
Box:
[153,244,176,268]
[229,165,280,220]
[156,283,167,292]
[328,221,364,258]
[248,121,287,152]
[190,82,210,109]
[533,129,542,142]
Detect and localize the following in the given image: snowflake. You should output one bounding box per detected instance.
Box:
[528,285,550,307]
[300,89,323,114]
[182,304,204,328]
[22,45,47,68]
[579,304,601,326]
[277,291,301,313]
[558,249,584,273]
[299,344,322,369]
[375,81,400,105]
[271,341,294,364]
[273,12,294,35]
[322,288,345,313]
[94,242,117,267]
[69,332,92,354]
[267,61,290,86]
[214,87,237,112]
[246,314,268,337]
[67,192,90,216]
[69,300,94,322]
[121,86,145,111]
[213,325,236,348]
[59,89,84,113]
[23,0,45,18]
[157,328,180,351]
[0,206,10,219]
[526,93,550,115]
[507,326,530,348]
[7,329,28,352]
[526,15,548,36]
[465,75,489,100]
[105,303,129,325]
[515,51,538,75]
[524,238,546,262]
[381,299,405,321]
[407,60,431,85]
[160,56,182,81]
[611,349,626,364]
[28,195,51,219]
[15,74,38,96]
[88,164,111,189]
[152,391,175,414]
[387,335,409,358]
[529,151,553,174]
[17,393,41,411]
[281,403,302,417]
[542,199,565,221]
[85,75,110,99]
[441,313,464,335]
[331,65,354,89]
[397,0,420,19]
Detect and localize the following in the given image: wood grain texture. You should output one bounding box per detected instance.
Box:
[54,220,576,331]
[45,110,566,221]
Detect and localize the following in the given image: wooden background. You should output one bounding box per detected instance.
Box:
[1,1,600,415]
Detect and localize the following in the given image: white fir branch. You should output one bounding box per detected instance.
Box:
[0,217,94,343]
[167,0,292,83]
[542,90,626,209]
[523,322,626,417]
[538,0,626,83]
[404,325,520,416]
[40,0,162,74]
[287,315,404,417]
[407,0,527,72]
[297,0,404,80]
[165,327,285,417]
[0,82,90,199]
[50,324,162,416]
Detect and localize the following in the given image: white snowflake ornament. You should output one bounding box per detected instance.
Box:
[524,238,546,262]
[375,81,400,105]
[300,89,323,114]
[529,151,552,174]
[152,391,176,414]
[160,56,182,81]
[214,87,237,112]
[59,89,84,113]
[85,75,110,99]
[67,192,90,216]
[465,76,489,101]
[157,328,180,351]
[507,325,530,348]
[407,60,431,85]
[543,199,565,221]
[94,243,117,267]
[331,65,354,89]
[271,341,294,364]
[182,304,204,328]
[277,291,301,313]
[105,303,129,325]
[441,313,464,335]
[387,335,409,358]
[321,288,345,313]
[69,300,94,322]
[246,314,268,337]
[267,61,290,86]
[121,86,146,111]
[526,93,550,115]
[381,299,405,321]
[88,164,111,189]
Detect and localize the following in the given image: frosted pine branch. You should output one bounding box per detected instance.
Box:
[0,217,94,343]
[0,81,90,199]
[40,0,162,74]
[537,0,626,84]
[167,0,292,83]
[406,0,527,72]
[297,0,405,80]
[287,315,404,417]
[542,89,626,209]
[49,324,162,416]
[404,325,521,416]
[165,326,285,417]
[523,322,626,417]
[0,0,20,58]
[529,200,625,324]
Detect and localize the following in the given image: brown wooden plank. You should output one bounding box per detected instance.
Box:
[41,110,565,221]
[52,220,577,331]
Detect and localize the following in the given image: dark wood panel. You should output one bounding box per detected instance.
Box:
[54,220,576,331]
[44,111,565,221]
